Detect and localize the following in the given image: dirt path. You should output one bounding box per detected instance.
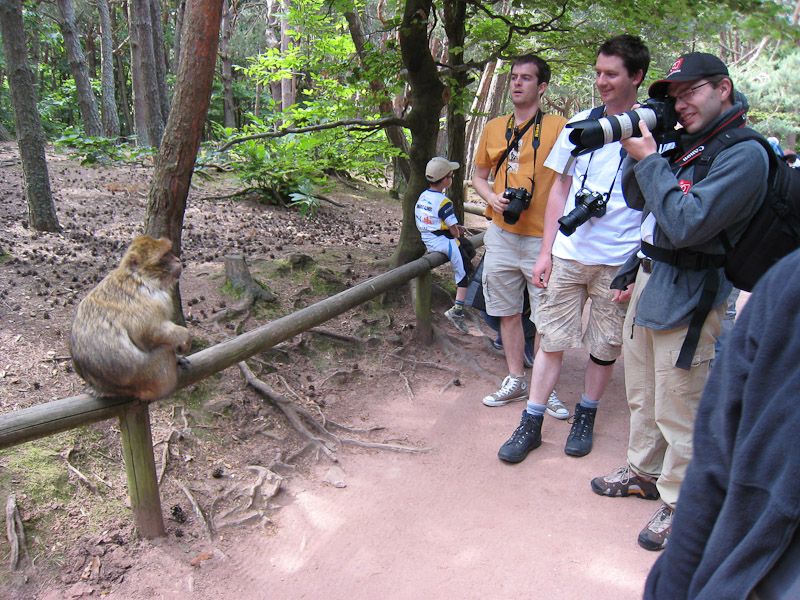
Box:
[99,343,659,600]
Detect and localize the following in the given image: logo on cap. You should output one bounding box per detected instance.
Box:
[668,57,684,76]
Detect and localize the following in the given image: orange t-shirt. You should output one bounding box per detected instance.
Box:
[474,112,566,237]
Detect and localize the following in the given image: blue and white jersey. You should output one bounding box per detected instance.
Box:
[415,189,458,235]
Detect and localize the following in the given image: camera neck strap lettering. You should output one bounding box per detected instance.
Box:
[495,110,543,191]
[670,108,747,170]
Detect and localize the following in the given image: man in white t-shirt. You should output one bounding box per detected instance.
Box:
[497,35,650,464]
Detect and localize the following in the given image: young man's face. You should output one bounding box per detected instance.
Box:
[668,78,731,134]
[509,62,546,109]
[594,53,642,109]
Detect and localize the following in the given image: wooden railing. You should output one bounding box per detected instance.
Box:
[0,226,485,538]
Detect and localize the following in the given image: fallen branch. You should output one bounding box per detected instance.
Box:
[315,194,345,208]
[5,494,28,570]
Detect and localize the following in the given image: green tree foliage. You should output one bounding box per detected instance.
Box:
[733,50,800,144]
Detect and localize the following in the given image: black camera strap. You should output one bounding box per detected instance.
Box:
[496,110,543,192]
[573,105,623,201]
[577,146,625,202]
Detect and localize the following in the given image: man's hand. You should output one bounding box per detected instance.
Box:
[489,191,509,214]
[621,120,658,161]
[533,255,552,288]
[612,284,634,303]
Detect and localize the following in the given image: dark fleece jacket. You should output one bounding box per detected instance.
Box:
[644,247,800,599]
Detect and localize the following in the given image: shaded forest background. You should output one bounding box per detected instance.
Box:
[1,0,799,268]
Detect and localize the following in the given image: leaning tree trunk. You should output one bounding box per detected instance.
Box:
[393,0,446,268]
[144,0,223,322]
[97,0,120,137]
[0,0,59,232]
[55,0,103,136]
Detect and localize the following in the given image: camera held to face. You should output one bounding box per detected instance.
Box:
[502,187,532,225]
[566,97,679,156]
[558,189,607,236]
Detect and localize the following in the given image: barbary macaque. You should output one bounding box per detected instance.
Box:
[70,236,191,400]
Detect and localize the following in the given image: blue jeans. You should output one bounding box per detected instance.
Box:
[482,311,535,356]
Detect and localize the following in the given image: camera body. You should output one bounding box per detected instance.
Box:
[566,97,679,156]
[558,189,607,236]
[502,187,532,225]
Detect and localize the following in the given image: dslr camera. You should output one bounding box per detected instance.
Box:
[558,189,607,236]
[502,187,532,225]
[566,98,678,156]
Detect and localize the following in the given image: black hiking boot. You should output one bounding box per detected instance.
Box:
[564,403,597,457]
[498,410,543,463]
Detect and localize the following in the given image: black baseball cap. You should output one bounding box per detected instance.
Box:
[648,52,729,99]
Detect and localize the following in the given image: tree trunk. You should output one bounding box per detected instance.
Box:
[393,0,445,268]
[144,0,223,321]
[0,0,60,232]
[129,0,164,146]
[55,0,103,136]
[149,0,170,120]
[220,0,237,128]
[173,0,186,68]
[279,1,294,112]
[443,0,468,214]
[344,9,410,185]
[97,0,120,137]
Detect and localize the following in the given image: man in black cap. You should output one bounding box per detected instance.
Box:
[590,52,769,551]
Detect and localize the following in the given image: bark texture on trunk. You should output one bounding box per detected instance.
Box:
[55,0,103,136]
[0,0,59,232]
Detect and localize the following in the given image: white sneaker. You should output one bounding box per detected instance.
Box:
[545,390,569,419]
[482,375,528,407]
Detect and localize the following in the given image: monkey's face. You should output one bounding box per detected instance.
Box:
[122,236,182,288]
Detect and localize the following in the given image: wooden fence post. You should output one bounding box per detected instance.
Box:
[118,401,165,538]
[413,271,433,344]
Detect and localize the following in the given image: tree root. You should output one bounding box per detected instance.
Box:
[239,361,428,462]
[62,447,98,494]
[176,481,215,539]
[5,494,29,570]
[307,327,364,344]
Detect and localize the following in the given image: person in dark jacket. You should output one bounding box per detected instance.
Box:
[590,52,769,550]
[644,247,800,600]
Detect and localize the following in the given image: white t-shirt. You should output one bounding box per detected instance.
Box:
[543,108,642,266]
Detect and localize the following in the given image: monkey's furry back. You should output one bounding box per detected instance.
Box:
[69,236,182,398]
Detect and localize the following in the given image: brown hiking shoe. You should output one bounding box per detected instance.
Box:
[590,465,660,500]
[638,503,673,551]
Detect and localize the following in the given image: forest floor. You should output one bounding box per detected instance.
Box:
[0,141,660,599]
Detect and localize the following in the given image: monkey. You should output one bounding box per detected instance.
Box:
[69,235,191,401]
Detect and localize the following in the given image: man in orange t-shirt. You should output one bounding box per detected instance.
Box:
[472,54,566,408]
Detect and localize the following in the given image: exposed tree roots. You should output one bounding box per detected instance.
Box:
[239,361,428,462]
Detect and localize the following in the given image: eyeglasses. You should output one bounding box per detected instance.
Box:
[669,81,713,104]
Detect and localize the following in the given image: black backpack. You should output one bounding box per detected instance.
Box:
[693,128,800,292]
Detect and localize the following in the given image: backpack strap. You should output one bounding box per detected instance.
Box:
[692,128,777,251]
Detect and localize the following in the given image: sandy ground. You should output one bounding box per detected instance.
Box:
[95,344,661,600]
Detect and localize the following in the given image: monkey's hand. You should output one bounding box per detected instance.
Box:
[173,327,192,355]
[177,356,191,370]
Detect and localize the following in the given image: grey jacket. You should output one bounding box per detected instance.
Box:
[621,102,769,331]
